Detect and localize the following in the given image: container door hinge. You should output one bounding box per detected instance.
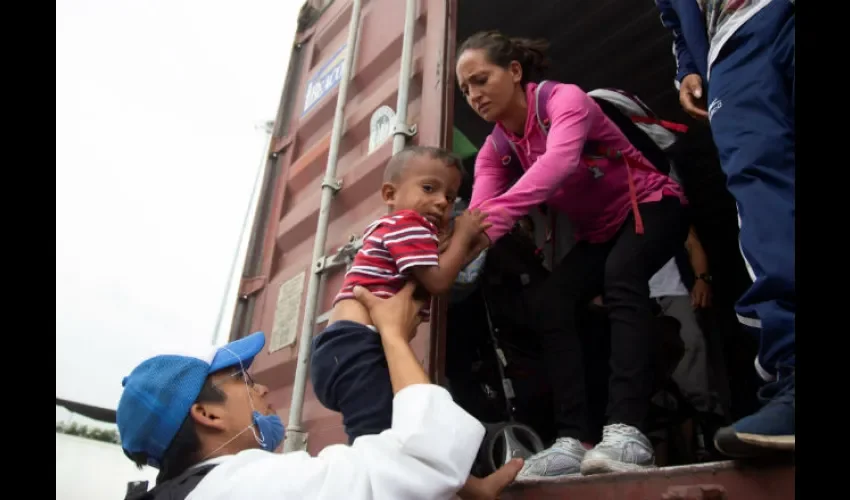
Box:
[239,275,268,298]
[393,123,417,140]
[321,178,343,192]
[315,235,363,274]
[284,428,309,453]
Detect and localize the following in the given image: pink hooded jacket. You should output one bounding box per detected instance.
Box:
[469,82,687,244]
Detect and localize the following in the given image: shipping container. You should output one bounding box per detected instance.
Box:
[232,0,794,497]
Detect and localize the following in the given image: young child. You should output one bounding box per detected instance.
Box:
[310,145,491,443]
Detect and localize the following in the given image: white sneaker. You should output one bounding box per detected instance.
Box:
[515,437,586,482]
[580,423,656,475]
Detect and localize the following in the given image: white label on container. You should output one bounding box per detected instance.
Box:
[368,105,396,153]
[302,43,347,116]
[270,271,306,352]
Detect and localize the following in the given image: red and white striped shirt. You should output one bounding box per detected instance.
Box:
[333,209,439,321]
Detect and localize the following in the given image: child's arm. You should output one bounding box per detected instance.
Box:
[384,211,490,297]
[413,232,475,295]
[411,209,490,295]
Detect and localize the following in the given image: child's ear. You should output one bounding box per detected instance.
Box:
[381,182,396,205]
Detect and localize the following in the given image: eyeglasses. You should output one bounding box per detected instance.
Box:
[213,369,256,389]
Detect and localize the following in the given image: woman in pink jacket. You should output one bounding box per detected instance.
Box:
[456,31,689,480]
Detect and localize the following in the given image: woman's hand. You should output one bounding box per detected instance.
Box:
[441,219,490,262]
[454,209,492,245]
[353,281,424,344]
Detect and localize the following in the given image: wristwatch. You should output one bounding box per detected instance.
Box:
[696,273,713,284]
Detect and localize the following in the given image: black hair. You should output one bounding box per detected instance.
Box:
[457,30,551,84]
[383,145,467,183]
[124,377,227,483]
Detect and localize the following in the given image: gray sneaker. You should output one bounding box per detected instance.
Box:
[515,437,586,482]
[580,423,656,475]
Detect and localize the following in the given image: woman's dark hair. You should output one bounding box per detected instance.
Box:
[457,30,551,84]
[124,377,227,482]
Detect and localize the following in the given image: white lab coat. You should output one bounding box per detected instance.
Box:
[187,384,486,500]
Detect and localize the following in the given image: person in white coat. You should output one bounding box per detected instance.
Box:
[117,281,522,500]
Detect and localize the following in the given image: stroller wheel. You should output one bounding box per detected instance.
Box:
[482,422,545,474]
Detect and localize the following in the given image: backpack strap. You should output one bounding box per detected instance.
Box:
[533,80,559,259]
[599,87,689,133]
[487,79,556,181]
[606,88,656,117]
[630,114,689,133]
[534,80,556,133]
[488,126,524,182]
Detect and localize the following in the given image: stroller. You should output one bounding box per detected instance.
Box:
[473,286,546,475]
[447,210,551,476]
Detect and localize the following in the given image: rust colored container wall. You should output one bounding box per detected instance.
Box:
[245,0,451,454]
[502,460,795,500]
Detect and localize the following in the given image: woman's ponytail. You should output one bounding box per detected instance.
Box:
[509,37,550,83]
[458,30,551,84]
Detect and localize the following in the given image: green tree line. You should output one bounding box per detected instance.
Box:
[56,421,120,444]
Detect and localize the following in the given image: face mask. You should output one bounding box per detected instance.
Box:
[252,410,284,452]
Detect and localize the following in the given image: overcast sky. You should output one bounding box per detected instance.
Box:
[57,0,301,422]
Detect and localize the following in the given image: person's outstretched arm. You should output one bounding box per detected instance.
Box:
[192,282,498,500]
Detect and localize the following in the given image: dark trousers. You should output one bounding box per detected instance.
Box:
[707,0,795,379]
[310,320,394,443]
[530,197,689,442]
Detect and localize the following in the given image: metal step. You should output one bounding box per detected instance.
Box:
[501,458,795,499]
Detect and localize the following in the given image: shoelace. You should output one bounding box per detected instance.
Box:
[524,437,579,461]
[599,423,636,446]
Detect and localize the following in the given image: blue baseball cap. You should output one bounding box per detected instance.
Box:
[116,331,266,468]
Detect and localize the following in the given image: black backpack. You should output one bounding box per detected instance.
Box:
[125,464,217,500]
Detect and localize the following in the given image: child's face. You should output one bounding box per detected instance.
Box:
[382,155,462,230]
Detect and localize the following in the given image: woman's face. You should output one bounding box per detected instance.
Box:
[456,48,522,123]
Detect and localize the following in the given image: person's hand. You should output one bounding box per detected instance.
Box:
[679,73,708,121]
[353,281,423,343]
[454,209,492,245]
[458,458,523,500]
[691,279,712,308]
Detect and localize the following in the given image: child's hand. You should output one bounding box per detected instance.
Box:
[453,209,492,244]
